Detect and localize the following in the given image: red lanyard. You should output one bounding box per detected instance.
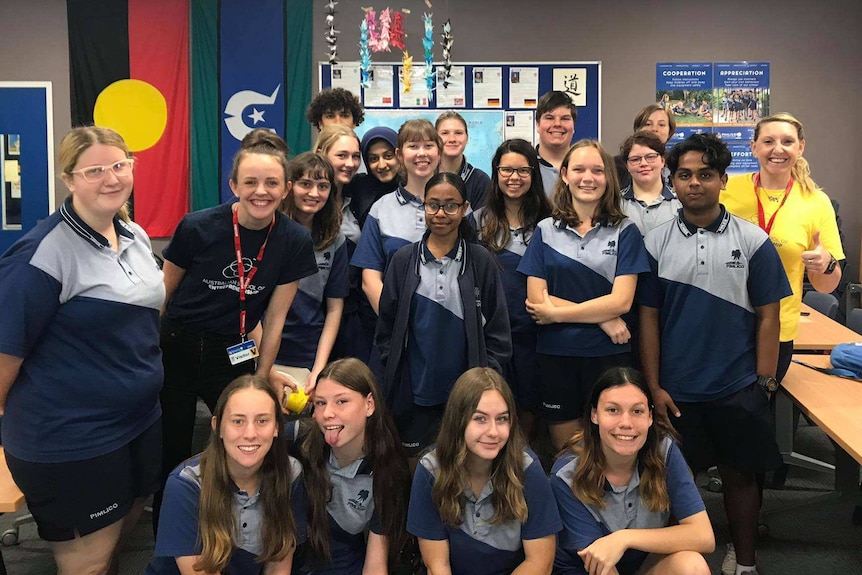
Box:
[232,204,275,340]
[753,173,793,236]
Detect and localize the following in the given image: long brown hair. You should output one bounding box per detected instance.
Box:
[432,368,528,526]
[298,359,410,566]
[59,126,132,222]
[195,375,297,573]
[754,112,819,195]
[552,140,625,228]
[479,139,551,253]
[562,367,675,513]
[283,152,341,250]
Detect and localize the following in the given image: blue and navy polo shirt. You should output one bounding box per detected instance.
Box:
[294,452,381,575]
[471,207,533,334]
[163,201,317,338]
[551,437,705,575]
[620,184,681,236]
[147,455,308,575]
[407,240,468,406]
[350,186,426,273]
[536,146,559,204]
[408,448,562,575]
[277,233,349,369]
[0,197,164,463]
[638,206,792,401]
[517,217,649,357]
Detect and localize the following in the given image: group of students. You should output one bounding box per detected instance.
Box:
[0,84,844,575]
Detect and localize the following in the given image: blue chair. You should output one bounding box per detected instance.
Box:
[803,291,839,320]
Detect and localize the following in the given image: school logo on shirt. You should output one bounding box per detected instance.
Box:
[348,489,370,511]
[318,250,332,271]
[725,249,745,269]
[601,240,617,256]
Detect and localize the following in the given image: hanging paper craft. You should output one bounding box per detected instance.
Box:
[325,0,339,64]
[365,10,379,51]
[401,51,413,93]
[377,8,391,52]
[390,11,405,50]
[440,19,453,88]
[422,13,434,101]
[359,19,371,88]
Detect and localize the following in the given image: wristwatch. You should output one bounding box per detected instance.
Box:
[757,375,779,393]
[823,256,838,275]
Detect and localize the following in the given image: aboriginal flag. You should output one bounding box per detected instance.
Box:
[68,0,189,238]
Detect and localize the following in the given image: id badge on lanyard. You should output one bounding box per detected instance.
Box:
[227,203,274,363]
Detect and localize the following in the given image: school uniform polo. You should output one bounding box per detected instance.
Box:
[551,437,704,575]
[350,186,426,272]
[457,157,492,209]
[147,455,308,575]
[0,197,164,463]
[408,448,562,575]
[471,208,533,334]
[277,233,349,369]
[294,454,380,575]
[620,184,681,236]
[638,206,792,401]
[536,147,558,202]
[517,217,648,357]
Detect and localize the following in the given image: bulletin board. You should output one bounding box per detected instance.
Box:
[320,61,601,174]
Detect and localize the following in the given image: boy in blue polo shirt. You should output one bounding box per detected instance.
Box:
[638,133,791,575]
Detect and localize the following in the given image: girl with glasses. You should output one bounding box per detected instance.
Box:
[470,139,551,441]
[0,127,163,573]
[377,173,511,460]
[408,367,561,575]
[615,104,676,190]
[436,111,492,209]
[518,140,649,452]
[619,131,681,236]
[274,153,348,392]
[551,367,713,575]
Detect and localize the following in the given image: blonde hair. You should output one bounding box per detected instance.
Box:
[754,113,819,195]
[313,124,360,157]
[59,126,132,222]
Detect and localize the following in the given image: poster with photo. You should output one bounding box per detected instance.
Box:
[712,62,770,137]
[472,66,503,108]
[436,66,466,108]
[508,67,539,108]
[363,65,395,107]
[503,111,535,143]
[330,64,362,96]
[399,64,431,108]
[656,62,714,128]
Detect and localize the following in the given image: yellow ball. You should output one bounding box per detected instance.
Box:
[285,388,309,414]
[93,79,167,152]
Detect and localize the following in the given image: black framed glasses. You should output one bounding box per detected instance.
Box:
[497,166,533,177]
[423,201,463,215]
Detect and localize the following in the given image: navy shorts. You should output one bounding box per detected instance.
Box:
[505,331,539,412]
[536,353,632,421]
[393,404,445,458]
[673,383,781,474]
[6,419,162,541]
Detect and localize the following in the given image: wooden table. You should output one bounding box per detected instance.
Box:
[793,302,860,351]
[781,358,862,493]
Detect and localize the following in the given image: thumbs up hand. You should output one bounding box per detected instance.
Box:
[801,230,830,274]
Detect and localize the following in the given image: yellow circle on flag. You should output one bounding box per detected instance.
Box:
[93,79,167,152]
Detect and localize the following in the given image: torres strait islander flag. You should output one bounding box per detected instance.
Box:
[68,0,190,238]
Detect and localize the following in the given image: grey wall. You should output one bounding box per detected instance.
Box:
[313,0,862,282]
[0,0,858,280]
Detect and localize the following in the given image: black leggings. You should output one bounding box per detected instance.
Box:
[152,317,254,533]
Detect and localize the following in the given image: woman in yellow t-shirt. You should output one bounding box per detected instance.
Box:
[722,113,844,382]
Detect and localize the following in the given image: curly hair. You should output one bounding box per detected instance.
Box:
[306,88,365,129]
[666,133,731,176]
